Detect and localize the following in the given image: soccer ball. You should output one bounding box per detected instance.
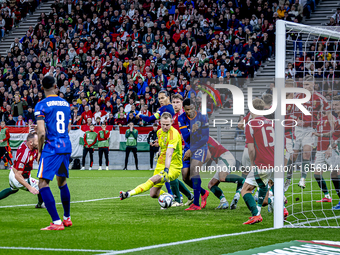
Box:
[158,193,173,208]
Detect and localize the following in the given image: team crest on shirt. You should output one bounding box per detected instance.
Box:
[30,155,33,161]
[313,101,317,106]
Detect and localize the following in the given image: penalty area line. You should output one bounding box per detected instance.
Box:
[0,194,149,209]
[0,247,115,253]
[98,228,275,255]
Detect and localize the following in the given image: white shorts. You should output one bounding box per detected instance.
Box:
[242,147,251,167]
[314,150,340,171]
[245,167,273,187]
[9,169,39,191]
[285,138,294,160]
[293,126,315,151]
[212,151,236,180]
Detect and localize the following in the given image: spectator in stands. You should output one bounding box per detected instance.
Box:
[330,7,340,25]
[107,113,115,125]
[25,106,35,123]
[0,16,5,41]
[123,121,139,170]
[6,114,15,126]
[11,95,27,122]
[15,115,25,127]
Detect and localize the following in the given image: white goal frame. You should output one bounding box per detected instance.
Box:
[274,20,340,229]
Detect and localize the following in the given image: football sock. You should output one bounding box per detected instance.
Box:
[59,184,71,218]
[0,188,18,200]
[210,185,224,200]
[331,175,340,199]
[257,186,268,208]
[178,180,192,199]
[185,179,206,196]
[130,179,154,196]
[165,182,173,195]
[301,161,310,179]
[314,174,329,195]
[170,179,181,203]
[191,175,202,206]
[39,187,60,222]
[37,193,44,205]
[243,193,258,216]
[268,197,272,204]
[286,158,293,179]
[225,174,245,193]
[242,172,248,180]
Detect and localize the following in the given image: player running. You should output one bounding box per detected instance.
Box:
[241,98,275,225]
[320,96,340,209]
[0,133,44,208]
[120,112,182,201]
[171,93,194,206]
[207,136,245,209]
[35,76,72,230]
[179,99,210,211]
[291,75,333,189]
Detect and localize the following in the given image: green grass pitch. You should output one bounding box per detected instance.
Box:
[0,169,340,255]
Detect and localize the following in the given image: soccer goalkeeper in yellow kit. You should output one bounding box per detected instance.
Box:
[120,112,183,200]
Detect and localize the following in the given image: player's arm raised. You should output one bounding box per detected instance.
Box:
[12,167,39,195]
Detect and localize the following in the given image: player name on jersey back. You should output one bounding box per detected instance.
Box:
[46,101,69,107]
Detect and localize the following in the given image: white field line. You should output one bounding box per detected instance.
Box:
[0,247,115,253]
[98,228,275,255]
[0,194,149,209]
[0,228,275,254]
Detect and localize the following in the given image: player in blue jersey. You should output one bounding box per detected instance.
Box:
[136,90,175,123]
[179,98,210,210]
[136,90,175,196]
[35,76,72,230]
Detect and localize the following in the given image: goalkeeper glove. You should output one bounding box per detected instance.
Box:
[162,167,169,182]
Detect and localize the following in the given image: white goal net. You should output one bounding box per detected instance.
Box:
[275,21,340,228]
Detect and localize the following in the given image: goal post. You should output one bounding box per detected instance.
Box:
[275,20,340,228]
[274,20,286,229]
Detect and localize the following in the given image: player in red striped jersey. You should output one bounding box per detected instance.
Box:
[311,112,336,203]
[320,96,340,210]
[242,99,276,225]
[170,93,194,206]
[206,136,245,209]
[0,133,44,208]
[291,75,333,189]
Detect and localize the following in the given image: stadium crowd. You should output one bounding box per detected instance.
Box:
[0,0,314,127]
[0,0,43,41]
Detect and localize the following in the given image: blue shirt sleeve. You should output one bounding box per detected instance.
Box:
[178,114,190,144]
[190,114,209,152]
[34,102,45,121]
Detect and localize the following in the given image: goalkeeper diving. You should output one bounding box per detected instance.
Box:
[120,112,182,200]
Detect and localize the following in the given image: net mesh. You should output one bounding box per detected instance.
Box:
[283,24,340,228]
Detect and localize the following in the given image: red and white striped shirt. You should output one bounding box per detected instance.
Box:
[13,142,37,178]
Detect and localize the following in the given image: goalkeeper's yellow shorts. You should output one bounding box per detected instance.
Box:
[153,163,181,188]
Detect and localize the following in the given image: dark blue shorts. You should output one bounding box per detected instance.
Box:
[37,151,70,181]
